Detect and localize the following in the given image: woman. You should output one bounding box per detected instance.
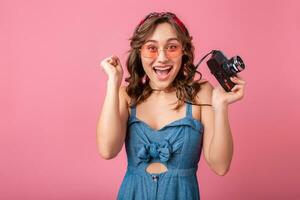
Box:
[97,12,246,200]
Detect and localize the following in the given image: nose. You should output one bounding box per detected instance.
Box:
[156,49,168,62]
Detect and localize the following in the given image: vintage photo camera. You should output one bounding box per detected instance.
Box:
[206,50,245,92]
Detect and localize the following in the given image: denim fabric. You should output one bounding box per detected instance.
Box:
[117,102,204,200]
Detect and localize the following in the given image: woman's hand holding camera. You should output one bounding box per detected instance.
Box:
[212,75,246,111]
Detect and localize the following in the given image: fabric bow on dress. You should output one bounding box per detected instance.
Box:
[136,140,173,164]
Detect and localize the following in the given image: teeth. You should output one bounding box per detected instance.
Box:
[153,66,172,70]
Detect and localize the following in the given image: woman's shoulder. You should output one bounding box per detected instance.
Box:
[119,85,131,107]
[199,79,214,90]
[195,79,214,104]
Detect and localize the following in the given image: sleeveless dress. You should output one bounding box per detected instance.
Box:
[117,102,204,200]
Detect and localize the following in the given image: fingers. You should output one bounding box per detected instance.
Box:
[116,57,122,67]
[100,55,120,67]
[230,76,246,85]
[230,83,245,101]
[231,84,243,92]
[108,55,118,66]
[113,56,122,70]
[100,56,111,67]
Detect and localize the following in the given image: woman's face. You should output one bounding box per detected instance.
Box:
[140,22,183,91]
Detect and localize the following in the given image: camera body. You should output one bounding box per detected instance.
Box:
[206,50,245,92]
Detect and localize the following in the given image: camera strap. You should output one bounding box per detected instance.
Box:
[195,50,215,69]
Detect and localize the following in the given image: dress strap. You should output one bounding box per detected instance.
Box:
[130,105,136,118]
[185,102,193,118]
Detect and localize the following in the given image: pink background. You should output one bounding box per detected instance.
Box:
[1,0,299,199]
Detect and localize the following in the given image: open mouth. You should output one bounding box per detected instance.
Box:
[153,66,173,80]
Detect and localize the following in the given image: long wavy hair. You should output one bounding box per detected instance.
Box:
[124,12,208,110]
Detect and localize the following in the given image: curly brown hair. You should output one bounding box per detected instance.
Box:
[124,12,208,110]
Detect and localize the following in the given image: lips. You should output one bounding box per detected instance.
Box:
[153,65,173,74]
[152,65,173,80]
[153,65,173,71]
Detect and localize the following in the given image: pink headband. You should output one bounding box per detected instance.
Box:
[137,12,187,34]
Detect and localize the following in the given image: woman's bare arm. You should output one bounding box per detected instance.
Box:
[198,81,233,176]
[96,82,129,159]
[96,55,128,160]
[200,76,245,176]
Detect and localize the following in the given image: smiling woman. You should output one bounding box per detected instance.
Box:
[140,37,183,81]
[139,24,184,85]
[125,12,207,109]
[98,11,245,200]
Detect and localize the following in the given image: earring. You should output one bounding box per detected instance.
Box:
[142,74,147,84]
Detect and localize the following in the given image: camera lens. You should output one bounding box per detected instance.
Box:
[226,56,245,75]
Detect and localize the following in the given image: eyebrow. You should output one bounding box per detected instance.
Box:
[145,38,180,43]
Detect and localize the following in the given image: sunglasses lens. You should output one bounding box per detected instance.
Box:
[141,44,183,59]
[141,45,156,58]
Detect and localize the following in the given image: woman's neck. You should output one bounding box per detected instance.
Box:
[151,88,176,93]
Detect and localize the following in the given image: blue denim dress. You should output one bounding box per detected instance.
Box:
[117,102,204,200]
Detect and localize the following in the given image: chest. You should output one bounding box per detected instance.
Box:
[129,101,201,131]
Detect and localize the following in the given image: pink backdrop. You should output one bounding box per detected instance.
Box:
[1,0,299,199]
